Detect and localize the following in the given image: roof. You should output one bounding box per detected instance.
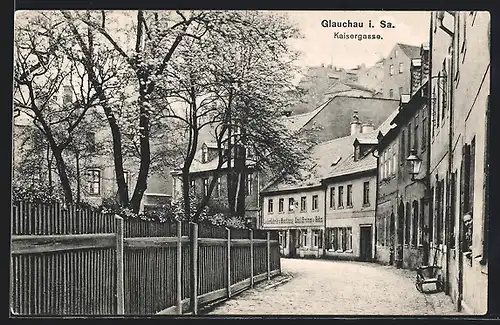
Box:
[282,98,333,132]
[172,147,256,175]
[396,43,422,59]
[262,106,400,193]
[204,142,219,149]
[261,134,358,193]
[355,138,378,145]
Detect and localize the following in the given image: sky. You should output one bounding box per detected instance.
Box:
[281,11,431,71]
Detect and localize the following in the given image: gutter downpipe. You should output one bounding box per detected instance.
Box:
[372,149,380,262]
[444,13,456,297]
[427,10,435,269]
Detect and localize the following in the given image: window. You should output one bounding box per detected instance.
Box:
[414,115,419,151]
[461,13,467,58]
[338,186,344,208]
[300,196,307,212]
[301,229,308,247]
[422,113,427,150]
[347,184,353,207]
[401,130,406,163]
[278,198,284,213]
[469,137,476,214]
[216,177,221,197]
[407,123,412,155]
[312,195,319,211]
[379,154,384,180]
[87,169,101,196]
[326,227,352,252]
[288,198,295,212]
[329,187,335,208]
[435,180,444,245]
[441,62,448,121]
[123,171,129,188]
[405,202,411,245]
[86,131,96,152]
[203,178,209,197]
[389,89,394,98]
[399,87,403,96]
[419,198,425,246]
[202,146,208,163]
[436,76,441,127]
[312,230,320,248]
[392,146,397,174]
[389,64,394,76]
[268,199,274,213]
[412,201,418,247]
[190,180,196,193]
[363,181,370,206]
[63,85,72,105]
[399,62,404,74]
[385,147,392,177]
[246,173,253,196]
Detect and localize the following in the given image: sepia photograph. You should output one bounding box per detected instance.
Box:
[10,9,490,317]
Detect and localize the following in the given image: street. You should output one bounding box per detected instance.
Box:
[207,258,462,315]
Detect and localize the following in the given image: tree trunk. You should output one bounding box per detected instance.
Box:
[130,95,151,213]
[51,146,73,203]
[104,105,129,207]
[46,144,53,191]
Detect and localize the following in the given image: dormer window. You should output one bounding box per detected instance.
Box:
[202,145,208,163]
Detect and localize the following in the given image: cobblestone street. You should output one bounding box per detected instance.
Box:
[207,258,463,315]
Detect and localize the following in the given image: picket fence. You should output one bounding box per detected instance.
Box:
[10,201,281,316]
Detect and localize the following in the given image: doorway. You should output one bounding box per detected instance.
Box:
[396,201,405,268]
[289,230,297,258]
[359,225,372,261]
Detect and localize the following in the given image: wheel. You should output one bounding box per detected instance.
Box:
[415,276,423,293]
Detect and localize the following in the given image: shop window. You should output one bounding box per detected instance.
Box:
[326,227,352,252]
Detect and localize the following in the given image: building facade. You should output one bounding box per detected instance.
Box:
[430,11,489,315]
[382,43,422,99]
[260,111,395,260]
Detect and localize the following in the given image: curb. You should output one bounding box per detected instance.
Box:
[262,274,293,290]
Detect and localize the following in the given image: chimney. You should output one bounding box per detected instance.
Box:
[350,111,361,136]
[420,43,430,82]
[361,123,374,134]
[410,58,422,95]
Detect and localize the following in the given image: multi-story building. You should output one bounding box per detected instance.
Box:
[375,43,431,270]
[429,11,489,315]
[259,110,396,260]
[12,87,170,211]
[172,96,398,228]
[382,43,423,99]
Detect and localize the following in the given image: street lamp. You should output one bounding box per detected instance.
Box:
[406,149,422,181]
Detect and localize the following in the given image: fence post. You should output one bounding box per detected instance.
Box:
[189,222,198,315]
[226,227,231,298]
[176,220,182,315]
[267,231,271,281]
[115,215,124,315]
[250,229,254,288]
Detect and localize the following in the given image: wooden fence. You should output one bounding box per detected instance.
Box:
[10,201,281,316]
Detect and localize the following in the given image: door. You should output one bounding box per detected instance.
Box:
[289,230,296,258]
[359,226,373,261]
[396,201,405,268]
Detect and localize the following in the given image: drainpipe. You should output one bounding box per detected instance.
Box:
[444,13,456,297]
[427,12,434,267]
[322,180,327,258]
[372,149,380,261]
